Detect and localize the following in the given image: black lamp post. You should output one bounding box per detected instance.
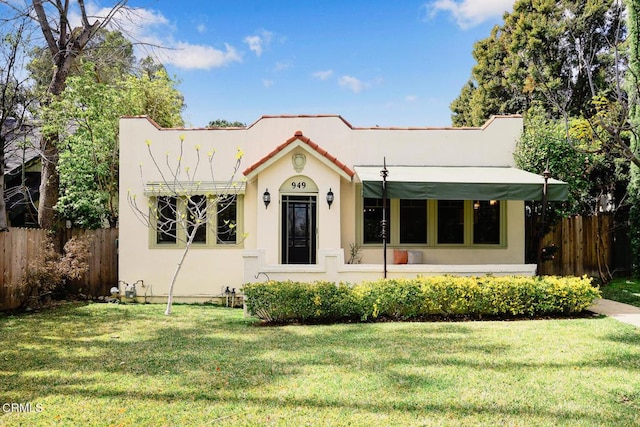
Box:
[537,167,551,274]
[381,158,388,279]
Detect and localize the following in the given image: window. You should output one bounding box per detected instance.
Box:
[400,199,427,244]
[156,196,177,244]
[473,200,500,244]
[216,196,237,243]
[437,200,464,244]
[151,194,242,247]
[186,195,207,244]
[358,195,504,247]
[363,198,390,243]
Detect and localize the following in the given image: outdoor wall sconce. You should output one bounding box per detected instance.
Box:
[326,188,334,209]
[263,189,271,209]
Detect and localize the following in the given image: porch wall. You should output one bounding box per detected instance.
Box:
[243,249,536,286]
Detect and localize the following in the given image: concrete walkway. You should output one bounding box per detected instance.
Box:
[588,298,640,328]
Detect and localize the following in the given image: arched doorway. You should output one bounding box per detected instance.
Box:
[280,176,318,264]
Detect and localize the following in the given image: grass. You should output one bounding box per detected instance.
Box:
[601,278,640,308]
[1,303,639,426]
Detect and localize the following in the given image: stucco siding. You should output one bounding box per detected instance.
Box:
[119,114,532,300]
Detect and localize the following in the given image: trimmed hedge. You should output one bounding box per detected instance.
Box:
[243,280,359,323]
[243,276,600,324]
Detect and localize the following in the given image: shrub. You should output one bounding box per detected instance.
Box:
[16,236,91,309]
[243,276,600,324]
[243,281,358,323]
[354,278,424,321]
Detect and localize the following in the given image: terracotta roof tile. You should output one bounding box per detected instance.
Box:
[243,131,355,178]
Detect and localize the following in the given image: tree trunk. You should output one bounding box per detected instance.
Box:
[165,241,192,315]
[37,56,73,231]
[37,133,60,230]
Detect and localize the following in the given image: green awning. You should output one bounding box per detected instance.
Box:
[355,166,568,201]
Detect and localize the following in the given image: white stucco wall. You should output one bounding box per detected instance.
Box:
[118,119,248,298]
[252,146,344,264]
[119,114,528,300]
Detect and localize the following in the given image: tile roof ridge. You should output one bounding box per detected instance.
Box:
[243,131,355,178]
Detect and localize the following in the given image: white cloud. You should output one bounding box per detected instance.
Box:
[158,43,241,70]
[244,35,263,56]
[273,61,291,72]
[312,70,334,80]
[339,75,365,93]
[85,5,241,70]
[244,30,274,57]
[425,0,515,29]
[90,6,171,39]
[338,75,383,93]
[196,24,207,34]
[263,79,274,88]
[405,95,418,102]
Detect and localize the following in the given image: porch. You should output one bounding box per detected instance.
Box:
[243,249,537,285]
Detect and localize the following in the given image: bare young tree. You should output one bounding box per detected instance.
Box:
[128,135,244,315]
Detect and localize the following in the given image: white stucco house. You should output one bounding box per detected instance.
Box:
[118,114,567,303]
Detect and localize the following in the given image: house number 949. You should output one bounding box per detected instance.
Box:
[291,182,307,190]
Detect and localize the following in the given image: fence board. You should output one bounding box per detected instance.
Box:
[539,215,614,278]
[1,227,119,310]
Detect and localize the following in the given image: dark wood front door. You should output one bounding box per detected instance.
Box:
[282,195,317,264]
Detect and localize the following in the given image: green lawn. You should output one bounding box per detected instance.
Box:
[601,278,640,308]
[1,303,639,426]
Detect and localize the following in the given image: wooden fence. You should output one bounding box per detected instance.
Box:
[1,227,118,311]
[0,215,625,311]
[538,215,613,278]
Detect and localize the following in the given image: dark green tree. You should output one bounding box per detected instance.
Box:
[627,0,640,276]
[451,0,624,125]
[515,105,623,218]
[207,119,246,128]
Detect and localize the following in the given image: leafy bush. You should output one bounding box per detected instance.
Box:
[243,276,600,324]
[243,280,358,323]
[354,278,425,320]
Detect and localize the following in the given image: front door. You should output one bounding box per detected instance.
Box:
[282,195,317,264]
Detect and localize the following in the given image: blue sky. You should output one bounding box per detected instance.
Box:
[106,0,516,128]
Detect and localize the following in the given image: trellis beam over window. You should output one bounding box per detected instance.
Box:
[144,181,246,196]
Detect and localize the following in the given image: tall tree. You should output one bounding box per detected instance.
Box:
[122,63,185,128]
[450,0,623,126]
[44,57,185,228]
[450,81,476,127]
[0,15,35,231]
[451,25,525,127]
[28,0,128,230]
[28,28,135,88]
[627,0,640,276]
